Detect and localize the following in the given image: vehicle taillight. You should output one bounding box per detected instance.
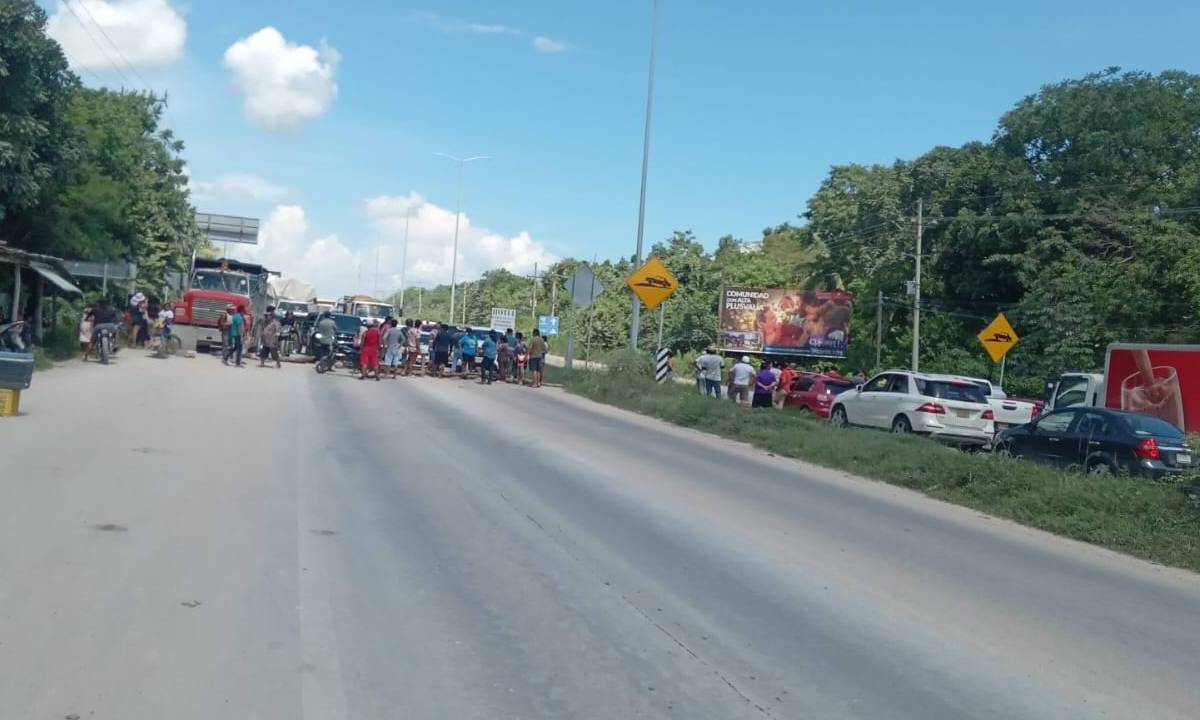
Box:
[915,402,945,414]
[1030,404,1041,419]
[1135,437,1161,460]
[981,409,995,420]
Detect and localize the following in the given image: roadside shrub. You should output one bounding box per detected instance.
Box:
[42,325,78,361]
[601,349,654,378]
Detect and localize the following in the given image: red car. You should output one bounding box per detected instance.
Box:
[784,373,857,418]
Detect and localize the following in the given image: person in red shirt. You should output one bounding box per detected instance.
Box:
[774,362,798,408]
[359,319,382,381]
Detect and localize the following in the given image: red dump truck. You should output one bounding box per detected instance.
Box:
[172,257,274,353]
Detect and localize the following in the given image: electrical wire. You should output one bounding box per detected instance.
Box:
[59,0,134,88]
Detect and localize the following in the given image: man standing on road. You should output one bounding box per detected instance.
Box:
[729,355,755,406]
[459,330,478,377]
[432,324,452,378]
[696,346,724,398]
[404,319,420,376]
[315,312,336,362]
[383,319,404,378]
[223,304,246,367]
[218,305,232,358]
[360,319,382,381]
[259,306,282,368]
[527,328,548,388]
[479,332,498,384]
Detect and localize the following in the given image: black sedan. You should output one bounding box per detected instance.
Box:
[994,407,1193,478]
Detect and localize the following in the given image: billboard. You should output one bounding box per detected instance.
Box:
[719,287,853,358]
[1103,344,1200,433]
[490,307,517,332]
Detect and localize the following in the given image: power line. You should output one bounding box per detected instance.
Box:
[71,0,152,88]
[59,0,134,88]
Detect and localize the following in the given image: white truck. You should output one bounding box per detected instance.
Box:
[948,375,1041,433]
[1046,343,1200,433]
[338,295,394,324]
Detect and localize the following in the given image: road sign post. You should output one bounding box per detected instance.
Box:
[655,347,671,383]
[978,313,1019,366]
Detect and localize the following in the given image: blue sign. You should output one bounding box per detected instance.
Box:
[538,315,560,336]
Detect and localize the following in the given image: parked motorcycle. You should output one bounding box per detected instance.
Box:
[0,321,26,353]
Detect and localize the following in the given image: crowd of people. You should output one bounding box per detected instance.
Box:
[311,312,552,387]
[691,345,867,408]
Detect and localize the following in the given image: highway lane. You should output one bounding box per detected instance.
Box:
[1,351,1198,719]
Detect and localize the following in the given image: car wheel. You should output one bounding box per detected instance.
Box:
[993,441,1013,458]
[891,415,912,434]
[830,406,848,428]
[1087,460,1113,476]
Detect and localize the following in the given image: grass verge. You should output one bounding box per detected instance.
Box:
[547,365,1200,573]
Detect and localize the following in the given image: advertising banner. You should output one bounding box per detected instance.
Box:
[1104,344,1200,433]
[719,287,853,358]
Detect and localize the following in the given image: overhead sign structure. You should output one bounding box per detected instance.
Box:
[538,315,560,336]
[978,313,1019,363]
[566,264,604,308]
[195,212,260,245]
[626,256,678,311]
[490,307,517,332]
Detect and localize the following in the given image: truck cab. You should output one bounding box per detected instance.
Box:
[338,295,394,324]
[1047,373,1104,412]
[173,258,275,352]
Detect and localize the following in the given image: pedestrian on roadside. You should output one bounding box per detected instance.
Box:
[663,349,676,381]
[513,332,528,385]
[729,355,755,406]
[527,328,548,388]
[497,332,510,381]
[753,361,777,408]
[383,319,404,378]
[360,319,382,381]
[259,306,282,368]
[404,319,420,376]
[479,332,499,384]
[431,324,452,378]
[459,330,478,377]
[774,362,798,409]
[223,304,246,366]
[79,307,94,361]
[696,346,724,398]
[218,304,232,358]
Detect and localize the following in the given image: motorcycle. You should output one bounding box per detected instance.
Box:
[94,323,119,364]
[313,335,360,374]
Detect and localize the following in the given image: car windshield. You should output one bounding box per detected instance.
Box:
[917,379,987,404]
[192,270,249,295]
[1126,414,1184,437]
[356,303,391,319]
[826,382,855,395]
[331,315,361,333]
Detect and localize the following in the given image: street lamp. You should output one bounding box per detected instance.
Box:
[629,0,660,351]
[434,152,488,324]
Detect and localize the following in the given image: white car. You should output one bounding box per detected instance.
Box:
[830,370,996,446]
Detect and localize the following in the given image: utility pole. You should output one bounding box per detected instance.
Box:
[628,0,661,352]
[462,283,468,324]
[875,288,883,371]
[399,206,411,313]
[531,262,538,328]
[912,198,923,371]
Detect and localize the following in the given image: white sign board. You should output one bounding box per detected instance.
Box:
[195,212,260,245]
[490,307,517,331]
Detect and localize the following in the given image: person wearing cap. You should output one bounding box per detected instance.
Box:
[695,346,724,398]
[729,355,756,406]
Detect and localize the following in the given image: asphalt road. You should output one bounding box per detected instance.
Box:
[2,350,1199,719]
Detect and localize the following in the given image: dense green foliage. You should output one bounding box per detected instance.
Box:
[549,365,1200,572]
[0,0,201,293]
[409,68,1200,392]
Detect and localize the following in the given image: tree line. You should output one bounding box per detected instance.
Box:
[400,68,1200,392]
[0,0,202,292]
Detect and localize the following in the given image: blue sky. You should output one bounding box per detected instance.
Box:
[42,0,1200,295]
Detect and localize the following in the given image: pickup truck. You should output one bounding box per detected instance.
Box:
[953,376,1042,432]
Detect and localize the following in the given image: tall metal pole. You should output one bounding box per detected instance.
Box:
[531,262,538,328]
[875,288,883,371]
[448,160,464,323]
[628,0,661,352]
[399,206,411,313]
[912,198,923,371]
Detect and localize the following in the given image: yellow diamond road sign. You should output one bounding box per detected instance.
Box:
[626,256,678,311]
[978,313,1018,363]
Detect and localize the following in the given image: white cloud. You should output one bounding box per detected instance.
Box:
[532,36,568,54]
[223,27,340,131]
[191,173,289,206]
[413,11,519,35]
[365,193,557,292]
[228,197,557,300]
[467,22,519,35]
[47,0,186,70]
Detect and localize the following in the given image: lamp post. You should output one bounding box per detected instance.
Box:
[434,152,488,324]
[628,0,661,351]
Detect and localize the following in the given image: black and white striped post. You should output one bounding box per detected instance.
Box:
[655,347,671,383]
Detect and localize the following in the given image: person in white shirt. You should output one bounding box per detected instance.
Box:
[695,346,724,398]
[729,355,756,406]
